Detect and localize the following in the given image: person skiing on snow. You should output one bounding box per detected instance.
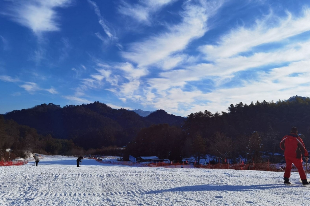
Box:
[280,127,309,185]
[77,156,83,167]
[33,154,40,166]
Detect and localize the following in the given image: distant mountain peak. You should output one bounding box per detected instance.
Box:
[145,109,185,126]
[132,109,153,117]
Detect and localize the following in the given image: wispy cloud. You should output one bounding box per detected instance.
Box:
[126,5,310,116]
[46,87,58,94]
[30,47,46,66]
[59,38,71,62]
[71,63,117,101]
[144,57,310,115]
[199,8,310,60]
[20,82,40,93]
[18,81,58,95]
[147,88,205,115]
[118,0,177,25]
[63,95,92,104]
[198,60,310,114]
[87,0,118,46]
[106,103,132,110]
[2,0,72,35]
[115,63,148,80]
[0,75,19,82]
[69,1,225,112]
[0,35,9,50]
[72,65,87,78]
[121,0,223,67]
[1,74,58,94]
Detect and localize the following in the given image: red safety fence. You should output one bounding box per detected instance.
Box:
[95,158,284,172]
[194,162,279,172]
[0,160,28,166]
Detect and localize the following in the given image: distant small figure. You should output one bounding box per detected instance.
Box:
[33,154,40,166]
[77,156,83,167]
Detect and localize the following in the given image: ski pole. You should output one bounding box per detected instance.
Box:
[306,158,308,174]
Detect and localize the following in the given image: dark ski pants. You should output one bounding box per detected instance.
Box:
[284,157,306,180]
[35,161,39,166]
[77,161,80,167]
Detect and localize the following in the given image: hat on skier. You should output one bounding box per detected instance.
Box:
[291,127,298,134]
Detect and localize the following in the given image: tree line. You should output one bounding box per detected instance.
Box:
[124,96,310,163]
[0,115,83,161]
[3,96,310,163]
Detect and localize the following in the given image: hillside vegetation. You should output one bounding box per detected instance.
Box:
[125,96,310,162]
[3,96,310,163]
[3,101,185,151]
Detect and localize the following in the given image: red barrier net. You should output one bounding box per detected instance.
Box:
[194,162,279,171]
[0,160,28,166]
[96,158,280,172]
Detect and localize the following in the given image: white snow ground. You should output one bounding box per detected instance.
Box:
[0,156,310,206]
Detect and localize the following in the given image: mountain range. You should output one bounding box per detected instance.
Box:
[2,102,185,150]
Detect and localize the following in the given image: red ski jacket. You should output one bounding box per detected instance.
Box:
[280,133,308,159]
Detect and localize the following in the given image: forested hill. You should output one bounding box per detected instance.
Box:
[0,115,81,159]
[3,102,185,150]
[180,96,310,162]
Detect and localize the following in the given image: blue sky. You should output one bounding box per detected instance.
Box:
[1,0,310,116]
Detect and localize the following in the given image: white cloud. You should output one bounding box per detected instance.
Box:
[59,38,71,61]
[149,37,310,94]
[19,81,58,95]
[156,54,187,70]
[20,82,40,93]
[0,75,19,82]
[88,0,115,42]
[119,80,142,100]
[139,13,310,116]
[3,0,72,35]
[184,60,310,114]
[106,103,132,110]
[81,65,87,70]
[46,87,58,94]
[0,35,9,50]
[121,1,223,67]
[145,88,205,116]
[31,47,46,65]
[63,95,92,104]
[75,62,148,104]
[72,65,88,78]
[115,62,148,80]
[200,8,310,60]
[118,0,177,24]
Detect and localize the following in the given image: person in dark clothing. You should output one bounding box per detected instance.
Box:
[33,154,40,166]
[77,156,83,167]
[280,127,309,185]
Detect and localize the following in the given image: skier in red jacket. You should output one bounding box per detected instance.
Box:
[280,127,309,185]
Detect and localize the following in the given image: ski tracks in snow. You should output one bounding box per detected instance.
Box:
[1,158,310,205]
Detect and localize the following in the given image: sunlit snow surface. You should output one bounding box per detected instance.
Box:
[0,155,309,206]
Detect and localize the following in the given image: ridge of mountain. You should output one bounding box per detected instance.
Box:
[3,102,185,149]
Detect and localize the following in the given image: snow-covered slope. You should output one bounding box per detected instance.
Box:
[0,156,309,205]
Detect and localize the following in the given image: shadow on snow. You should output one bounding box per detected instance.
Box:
[147,184,295,194]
